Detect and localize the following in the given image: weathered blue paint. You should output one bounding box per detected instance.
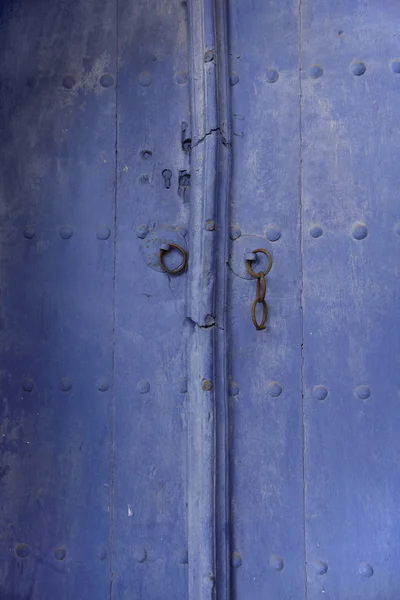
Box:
[301,2,400,598]
[112,0,190,598]
[0,1,116,598]
[186,0,231,596]
[228,0,306,598]
[1,0,400,598]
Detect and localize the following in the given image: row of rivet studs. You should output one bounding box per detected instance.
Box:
[228,381,371,400]
[18,378,190,394]
[27,71,189,90]
[231,553,374,578]
[14,544,373,576]
[20,378,109,392]
[230,59,400,85]
[231,223,400,242]
[23,225,111,240]
[14,543,188,564]
[22,223,400,242]
[19,378,371,399]
[15,544,68,560]
[37,59,400,91]
[26,72,189,90]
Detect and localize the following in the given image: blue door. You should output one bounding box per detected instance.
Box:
[1,0,399,598]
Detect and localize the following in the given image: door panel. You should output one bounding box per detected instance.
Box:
[228,1,305,597]
[1,0,400,598]
[0,1,116,598]
[302,2,400,598]
[112,0,190,598]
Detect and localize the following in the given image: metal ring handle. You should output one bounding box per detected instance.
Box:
[245,248,273,278]
[159,242,187,275]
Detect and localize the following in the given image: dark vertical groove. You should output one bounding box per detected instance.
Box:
[110,2,119,598]
[214,0,232,596]
[298,0,308,598]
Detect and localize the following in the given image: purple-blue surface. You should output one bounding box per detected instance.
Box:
[0,0,400,598]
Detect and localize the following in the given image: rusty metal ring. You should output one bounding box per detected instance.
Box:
[251,298,267,331]
[245,248,273,278]
[159,243,187,275]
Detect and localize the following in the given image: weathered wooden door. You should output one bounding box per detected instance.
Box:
[1,0,399,598]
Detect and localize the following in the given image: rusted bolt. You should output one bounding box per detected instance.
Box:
[202,379,213,391]
[205,220,215,231]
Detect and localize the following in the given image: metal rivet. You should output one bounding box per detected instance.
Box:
[231,552,242,568]
[97,547,107,560]
[100,73,114,88]
[23,225,36,239]
[308,65,324,79]
[390,59,400,74]
[54,547,67,561]
[97,379,109,392]
[267,381,282,397]
[310,224,323,238]
[175,548,188,564]
[204,49,215,62]
[136,224,149,239]
[96,225,111,240]
[133,547,147,563]
[59,225,73,239]
[312,385,328,400]
[137,71,152,87]
[359,562,373,578]
[351,61,366,76]
[22,378,34,392]
[266,225,281,242]
[140,150,152,160]
[205,220,215,231]
[202,379,213,392]
[63,75,76,89]
[228,380,240,397]
[266,69,279,83]
[137,379,150,394]
[175,70,188,84]
[177,377,188,394]
[15,544,30,559]
[230,227,241,240]
[352,222,368,240]
[269,554,284,571]
[313,560,328,575]
[355,385,371,400]
[60,378,72,392]
[230,72,239,86]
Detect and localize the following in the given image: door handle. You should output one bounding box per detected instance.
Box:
[159,242,188,275]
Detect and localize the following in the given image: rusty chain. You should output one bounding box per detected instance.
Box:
[245,248,273,331]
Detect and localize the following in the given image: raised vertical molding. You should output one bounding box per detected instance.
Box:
[186,0,231,597]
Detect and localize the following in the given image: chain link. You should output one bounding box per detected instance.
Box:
[245,249,273,331]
